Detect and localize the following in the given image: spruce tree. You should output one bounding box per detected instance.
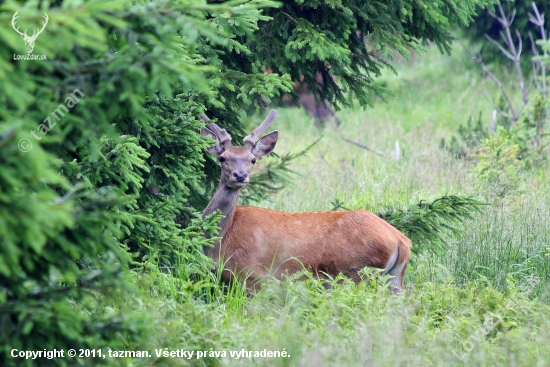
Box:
[1,1,281,364]
[247,0,496,109]
[0,0,495,365]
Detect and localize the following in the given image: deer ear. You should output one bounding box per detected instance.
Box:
[251,130,278,157]
[201,128,223,155]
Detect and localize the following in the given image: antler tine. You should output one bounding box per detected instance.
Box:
[208,123,232,147]
[244,109,278,147]
[201,114,232,147]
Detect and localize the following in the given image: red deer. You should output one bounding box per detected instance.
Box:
[200,110,411,293]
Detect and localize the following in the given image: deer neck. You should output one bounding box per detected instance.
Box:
[203,180,242,239]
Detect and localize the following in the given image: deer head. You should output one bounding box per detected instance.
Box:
[11,11,49,54]
[200,110,279,189]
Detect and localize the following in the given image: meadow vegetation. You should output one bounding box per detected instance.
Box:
[128,46,550,366]
[2,1,549,365]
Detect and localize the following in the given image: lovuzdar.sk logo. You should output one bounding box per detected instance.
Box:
[11,11,48,61]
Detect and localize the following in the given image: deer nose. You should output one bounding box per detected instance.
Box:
[233,172,248,182]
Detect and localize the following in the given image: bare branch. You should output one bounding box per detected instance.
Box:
[529,32,540,56]
[340,136,385,157]
[491,3,529,106]
[532,62,543,92]
[478,89,514,119]
[279,11,298,24]
[529,2,548,98]
[515,28,523,57]
[485,34,515,60]
[487,9,505,27]
[529,2,545,33]
[459,41,518,120]
[509,8,517,27]
[488,5,515,27]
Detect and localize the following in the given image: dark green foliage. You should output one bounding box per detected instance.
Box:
[1,1,286,364]
[0,129,136,365]
[247,0,497,110]
[377,196,487,255]
[0,0,498,363]
[118,96,216,268]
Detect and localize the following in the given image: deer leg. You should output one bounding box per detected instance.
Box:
[383,247,405,294]
[245,277,261,296]
[242,263,271,295]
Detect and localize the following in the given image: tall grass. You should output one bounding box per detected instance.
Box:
[257,46,550,300]
[438,200,550,298]
[112,45,550,366]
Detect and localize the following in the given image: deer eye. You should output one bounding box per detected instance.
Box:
[251,158,257,164]
[218,157,226,163]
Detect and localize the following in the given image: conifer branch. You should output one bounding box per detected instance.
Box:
[377,196,487,255]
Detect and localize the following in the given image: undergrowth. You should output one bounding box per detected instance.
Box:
[70,46,550,366]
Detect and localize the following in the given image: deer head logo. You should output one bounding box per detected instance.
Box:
[11,11,49,54]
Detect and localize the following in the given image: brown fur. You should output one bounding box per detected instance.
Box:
[201,110,411,293]
[213,207,411,292]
